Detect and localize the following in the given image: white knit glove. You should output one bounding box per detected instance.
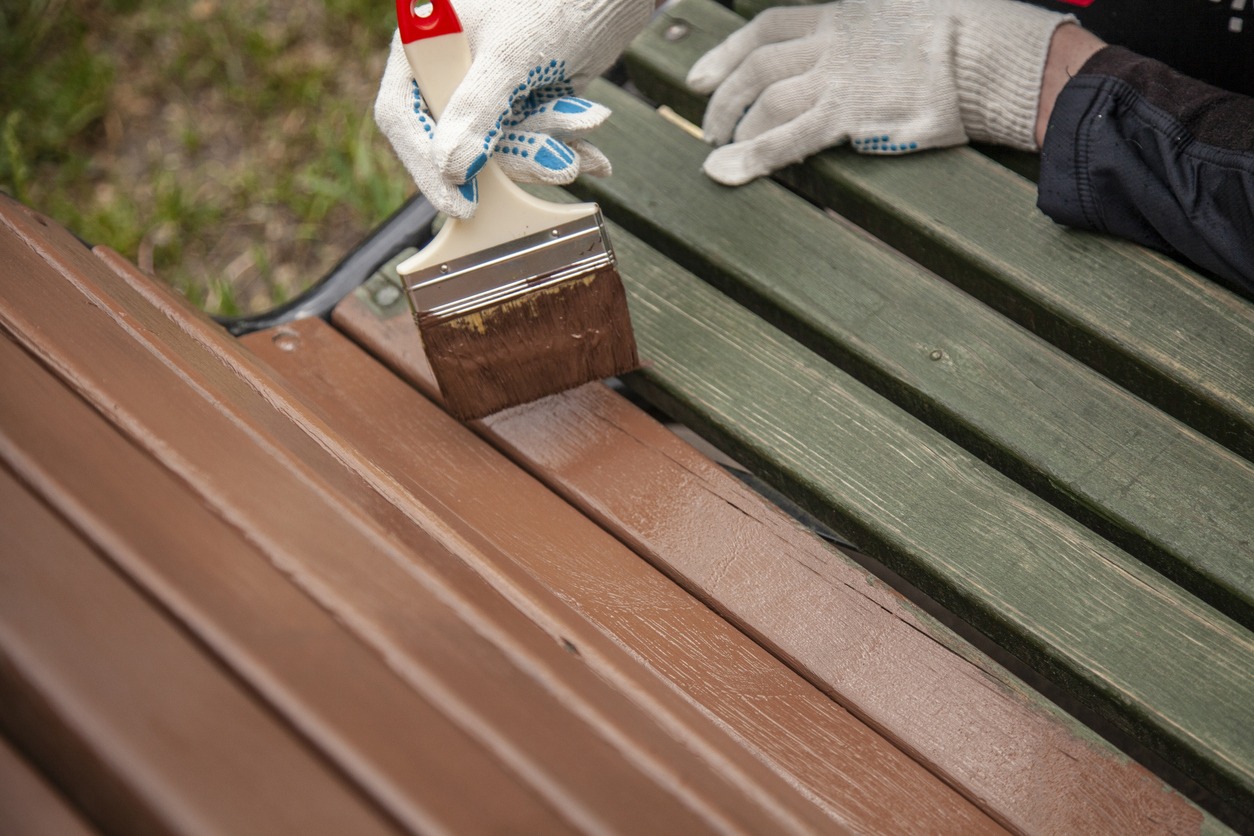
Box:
[375,0,654,217]
[686,0,1074,186]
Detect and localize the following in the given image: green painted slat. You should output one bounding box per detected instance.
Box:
[627,0,1254,461]
[599,214,1254,813]
[970,143,1041,183]
[574,76,1254,629]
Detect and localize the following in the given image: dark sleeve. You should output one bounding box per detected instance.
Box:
[1037,46,1254,293]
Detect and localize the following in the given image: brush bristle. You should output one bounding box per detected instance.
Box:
[419,262,639,419]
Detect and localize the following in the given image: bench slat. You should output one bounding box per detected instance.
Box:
[570,66,1254,629]
[0,199,806,835]
[642,0,1254,461]
[0,461,398,836]
[333,263,1208,834]
[560,162,1253,806]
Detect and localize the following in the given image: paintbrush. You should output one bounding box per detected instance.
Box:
[394,0,639,420]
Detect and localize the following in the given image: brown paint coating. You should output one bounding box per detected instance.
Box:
[335,290,1207,835]
[2,199,842,832]
[421,261,639,419]
[0,334,582,835]
[273,314,1005,832]
[0,201,748,833]
[84,229,969,830]
[0,467,399,836]
[0,735,98,836]
[82,261,832,832]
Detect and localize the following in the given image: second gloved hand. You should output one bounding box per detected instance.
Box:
[686,0,1074,185]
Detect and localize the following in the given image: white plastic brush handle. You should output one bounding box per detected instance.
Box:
[394,0,597,278]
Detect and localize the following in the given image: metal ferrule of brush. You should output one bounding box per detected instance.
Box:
[406,213,616,326]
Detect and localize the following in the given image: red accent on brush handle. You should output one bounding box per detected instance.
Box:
[397,0,463,43]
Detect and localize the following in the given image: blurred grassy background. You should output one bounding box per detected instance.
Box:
[1,0,410,315]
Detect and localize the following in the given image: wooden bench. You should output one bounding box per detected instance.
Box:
[1,3,1250,829]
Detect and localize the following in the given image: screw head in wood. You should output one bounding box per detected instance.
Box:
[272,329,301,352]
[664,20,690,41]
[373,283,402,307]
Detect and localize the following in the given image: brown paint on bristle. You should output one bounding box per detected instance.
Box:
[418,263,639,420]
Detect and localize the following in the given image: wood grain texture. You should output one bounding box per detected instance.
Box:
[248,314,1003,834]
[0,465,399,836]
[0,197,875,833]
[644,0,1254,461]
[334,279,1208,835]
[472,194,1252,810]
[0,331,589,835]
[0,735,97,836]
[569,63,1254,630]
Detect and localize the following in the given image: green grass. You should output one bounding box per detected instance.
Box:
[1,0,410,315]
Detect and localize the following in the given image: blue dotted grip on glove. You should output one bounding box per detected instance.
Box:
[853,134,920,153]
[409,80,479,200]
[406,58,596,199]
[411,81,434,134]
[473,60,586,177]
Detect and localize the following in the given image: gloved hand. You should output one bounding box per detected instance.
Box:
[686,0,1075,186]
[375,0,654,217]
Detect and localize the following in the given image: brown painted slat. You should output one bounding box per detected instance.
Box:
[0,466,399,836]
[0,735,97,836]
[0,196,826,833]
[0,332,585,835]
[334,276,1208,836]
[248,314,1003,834]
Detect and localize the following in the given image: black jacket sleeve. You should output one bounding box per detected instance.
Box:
[1037,46,1254,293]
